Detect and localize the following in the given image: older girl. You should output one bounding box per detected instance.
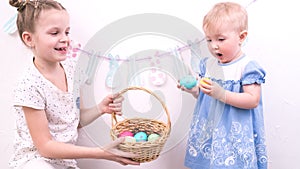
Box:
[8,0,139,168]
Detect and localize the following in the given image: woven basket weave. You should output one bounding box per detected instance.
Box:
[110,86,171,163]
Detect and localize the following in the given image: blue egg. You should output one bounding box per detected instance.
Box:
[180,75,197,89]
[134,131,148,142]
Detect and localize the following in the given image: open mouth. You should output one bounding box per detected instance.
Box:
[54,47,67,51]
[216,53,223,57]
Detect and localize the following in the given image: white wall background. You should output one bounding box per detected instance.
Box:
[1,0,300,169]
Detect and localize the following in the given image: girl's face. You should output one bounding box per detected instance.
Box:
[30,9,70,63]
[204,24,246,64]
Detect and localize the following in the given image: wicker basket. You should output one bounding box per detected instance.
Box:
[110,86,171,163]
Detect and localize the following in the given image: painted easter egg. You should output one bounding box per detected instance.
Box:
[147,133,160,142]
[179,75,197,89]
[118,131,134,138]
[200,77,210,85]
[134,131,148,142]
[124,136,136,143]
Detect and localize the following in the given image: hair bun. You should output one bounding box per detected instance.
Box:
[9,0,23,8]
[10,0,30,11]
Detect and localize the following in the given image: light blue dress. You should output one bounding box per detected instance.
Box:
[184,55,268,169]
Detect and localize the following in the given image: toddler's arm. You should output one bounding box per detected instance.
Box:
[225,83,261,109]
[200,77,261,109]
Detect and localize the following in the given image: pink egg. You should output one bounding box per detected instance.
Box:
[118,131,134,137]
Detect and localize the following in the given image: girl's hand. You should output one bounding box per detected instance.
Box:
[199,78,226,102]
[98,93,124,116]
[102,137,140,166]
[177,81,199,98]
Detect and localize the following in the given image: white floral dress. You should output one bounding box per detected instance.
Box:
[9,57,81,168]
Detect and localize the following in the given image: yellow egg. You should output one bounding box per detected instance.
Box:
[200,77,210,85]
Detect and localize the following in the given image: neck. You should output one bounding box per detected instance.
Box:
[33,57,61,74]
[33,57,68,92]
[229,50,244,63]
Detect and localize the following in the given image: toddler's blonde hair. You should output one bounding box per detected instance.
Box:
[203,2,248,33]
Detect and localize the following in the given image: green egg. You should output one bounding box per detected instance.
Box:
[148,133,160,141]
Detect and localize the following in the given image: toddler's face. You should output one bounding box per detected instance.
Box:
[204,24,244,64]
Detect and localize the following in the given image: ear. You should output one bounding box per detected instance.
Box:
[22,31,34,48]
[239,30,248,44]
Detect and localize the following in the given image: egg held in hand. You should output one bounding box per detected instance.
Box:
[179,75,197,89]
[200,77,210,85]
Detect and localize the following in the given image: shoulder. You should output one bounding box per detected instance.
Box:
[241,57,266,85]
[13,60,51,98]
[13,63,47,108]
[15,62,41,89]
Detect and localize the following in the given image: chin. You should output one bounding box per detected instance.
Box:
[218,58,228,64]
[57,55,68,61]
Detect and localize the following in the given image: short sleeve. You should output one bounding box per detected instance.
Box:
[13,82,45,109]
[241,60,266,85]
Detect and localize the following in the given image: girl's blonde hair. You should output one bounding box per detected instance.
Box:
[9,0,66,44]
[203,2,248,33]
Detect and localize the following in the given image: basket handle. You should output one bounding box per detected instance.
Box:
[111,86,171,129]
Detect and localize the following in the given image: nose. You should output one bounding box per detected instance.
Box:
[60,35,70,46]
[211,42,219,50]
[213,45,219,50]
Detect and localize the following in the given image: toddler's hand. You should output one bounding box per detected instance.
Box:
[199,78,226,102]
[177,81,199,98]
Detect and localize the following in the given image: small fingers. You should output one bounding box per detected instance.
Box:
[109,102,122,115]
[109,102,122,108]
[110,149,138,158]
[177,84,187,91]
[113,95,124,103]
[115,157,140,166]
[120,158,140,165]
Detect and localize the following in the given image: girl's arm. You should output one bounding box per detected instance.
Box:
[200,78,261,109]
[224,84,261,109]
[79,93,124,127]
[23,106,139,165]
